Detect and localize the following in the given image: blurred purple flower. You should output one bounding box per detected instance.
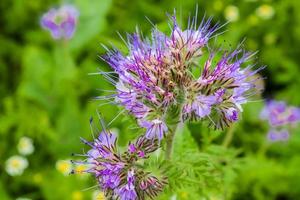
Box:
[288,107,300,123]
[261,100,300,142]
[41,5,79,39]
[260,100,300,127]
[267,129,289,142]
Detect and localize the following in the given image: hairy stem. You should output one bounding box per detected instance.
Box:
[165,126,178,160]
[165,89,184,160]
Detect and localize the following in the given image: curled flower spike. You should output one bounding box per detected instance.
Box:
[73,119,166,200]
[41,5,79,39]
[101,12,263,140]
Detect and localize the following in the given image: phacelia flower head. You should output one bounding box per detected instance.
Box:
[101,13,263,140]
[267,129,289,142]
[73,119,167,199]
[260,100,300,142]
[260,100,300,127]
[41,5,79,39]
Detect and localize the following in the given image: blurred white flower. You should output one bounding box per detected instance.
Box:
[5,155,28,176]
[256,4,275,20]
[16,198,32,200]
[17,136,34,156]
[55,159,72,176]
[92,190,106,200]
[170,194,177,200]
[224,5,239,22]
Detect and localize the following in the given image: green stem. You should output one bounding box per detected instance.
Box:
[257,140,269,158]
[165,127,177,160]
[222,124,236,148]
[164,89,184,160]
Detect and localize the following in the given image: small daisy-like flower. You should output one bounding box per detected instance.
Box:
[224,5,239,22]
[73,120,167,200]
[256,4,275,20]
[41,5,79,39]
[56,159,72,175]
[17,136,34,156]
[73,163,90,179]
[101,12,263,140]
[5,155,28,176]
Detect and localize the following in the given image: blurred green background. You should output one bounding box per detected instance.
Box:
[1,0,300,199]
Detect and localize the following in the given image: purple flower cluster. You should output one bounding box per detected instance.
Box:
[76,129,166,199]
[41,5,79,40]
[267,129,289,142]
[260,100,300,142]
[102,14,262,140]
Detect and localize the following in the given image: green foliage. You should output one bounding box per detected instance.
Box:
[1,0,300,199]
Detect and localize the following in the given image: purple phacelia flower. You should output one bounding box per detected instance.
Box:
[101,12,262,140]
[260,100,300,142]
[267,129,289,142]
[41,5,79,39]
[80,131,123,190]
[117,170,137,200]
[128,143,136,154]
[260,100,300,127]
[288,107,300,123]
[183,94,217,119]
[140,119,168,141]
[74,120,166,199]
[225,107,239,122]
